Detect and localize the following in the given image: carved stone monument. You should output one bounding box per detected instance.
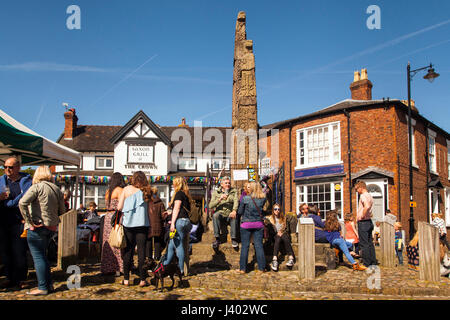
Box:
[231,11,259,190]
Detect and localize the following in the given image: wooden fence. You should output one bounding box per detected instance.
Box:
[298,221,315,280]
[418,221,440,282]
[57,209,78,270]
[380,221,395,267]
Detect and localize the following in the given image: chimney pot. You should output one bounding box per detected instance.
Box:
[350,68,372,100]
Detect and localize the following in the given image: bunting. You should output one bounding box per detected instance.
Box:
[53,174,220,185]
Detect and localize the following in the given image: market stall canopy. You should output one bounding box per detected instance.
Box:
[0,109,81,166]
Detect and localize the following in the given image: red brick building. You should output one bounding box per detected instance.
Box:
[260,69,450,240]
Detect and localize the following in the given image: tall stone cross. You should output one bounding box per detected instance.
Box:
[231,11,259,191]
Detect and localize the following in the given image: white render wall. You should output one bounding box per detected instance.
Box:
[114,140,169,176]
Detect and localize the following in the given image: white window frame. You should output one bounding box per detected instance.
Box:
[406,118,418,168]
[445,187,450,227]
[95,156,114,170]
[428,129,437,174]
[178,157,197,171]
[259,157,271,176]
[210,158,230,171]
[296,181,344,220]
[447,140,450,180]
[296,121,342,170]
[154,184,169,208]
[83,184,108,210]
[429,188,439,221]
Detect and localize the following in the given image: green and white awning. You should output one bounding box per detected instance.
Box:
[0,109,81,166]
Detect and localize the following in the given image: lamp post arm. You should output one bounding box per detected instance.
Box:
[409,63,433,79]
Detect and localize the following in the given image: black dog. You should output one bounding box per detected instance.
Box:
[149,260,183,291]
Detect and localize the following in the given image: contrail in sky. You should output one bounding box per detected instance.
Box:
[90,54,158,107]
[266,18,450,91]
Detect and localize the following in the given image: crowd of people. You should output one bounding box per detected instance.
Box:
[0,157,449,296]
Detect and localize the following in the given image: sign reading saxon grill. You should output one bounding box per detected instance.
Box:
[127,145,154,164]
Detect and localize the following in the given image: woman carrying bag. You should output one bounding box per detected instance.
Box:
[237,181,267,273]
[18,166,66,296]
[117,171,150,287]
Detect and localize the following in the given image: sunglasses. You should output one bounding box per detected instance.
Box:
[274,208,280,211]
[4,166,15,169]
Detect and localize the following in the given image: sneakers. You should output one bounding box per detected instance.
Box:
[232,239,239,249]
[352,263,367,271]
[270,259,278,271]
[286,257,295,267]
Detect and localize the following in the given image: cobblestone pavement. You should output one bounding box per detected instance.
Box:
[1,260,449,300]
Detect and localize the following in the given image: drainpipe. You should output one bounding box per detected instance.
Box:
[344,109,352,214]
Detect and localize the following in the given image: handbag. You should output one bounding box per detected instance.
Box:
[250,197,269,240]
[109,210,126,249]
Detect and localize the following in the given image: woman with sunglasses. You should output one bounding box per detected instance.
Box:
[268,203,295,271]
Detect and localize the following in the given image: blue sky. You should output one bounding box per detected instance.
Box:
[0,0,449,141]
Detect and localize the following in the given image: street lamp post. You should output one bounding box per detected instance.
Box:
[407,62,439,240]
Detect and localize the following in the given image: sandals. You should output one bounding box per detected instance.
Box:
[26,289,48,296]
[139,281,149,287]
[121,280,129,286]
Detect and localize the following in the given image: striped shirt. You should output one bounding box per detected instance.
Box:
[432,217,446,235]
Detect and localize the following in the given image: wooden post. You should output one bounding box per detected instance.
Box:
[418,221,440,282]
[57,209,78,270]
[298,219,315,280]
[380,221,395,267]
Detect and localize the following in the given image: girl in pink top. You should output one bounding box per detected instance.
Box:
[344,212,360,257]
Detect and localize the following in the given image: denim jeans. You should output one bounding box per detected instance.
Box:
[331,238,356,265]
[212,212,237,240]
[163,218,192,274]
[240,227,265,272]
[0,223,28,285]
[395,248,404,265]
[27,228,54,291]
[357,220,377,266]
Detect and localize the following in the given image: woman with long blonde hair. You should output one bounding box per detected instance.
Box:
[19,165,65,295]
[237,181,267,273]
[160,177,192,275]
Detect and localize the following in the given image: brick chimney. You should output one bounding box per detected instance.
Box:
[64,108,78,140]
[350,68,373,100]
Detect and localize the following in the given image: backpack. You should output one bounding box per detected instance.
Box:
[183,199,202,225]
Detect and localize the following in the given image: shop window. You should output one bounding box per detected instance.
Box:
[297,181,343,220]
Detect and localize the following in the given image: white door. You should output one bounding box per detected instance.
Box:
[367,184,384,223]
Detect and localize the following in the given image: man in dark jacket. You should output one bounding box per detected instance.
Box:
[0,157,32,289]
